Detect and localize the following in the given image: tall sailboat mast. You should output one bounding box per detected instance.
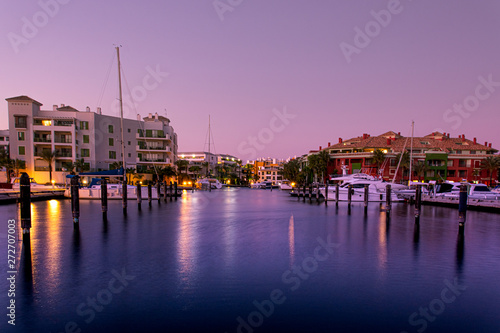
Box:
[409,121,414,185]
[116,46,126,178]
[208,115,211,155]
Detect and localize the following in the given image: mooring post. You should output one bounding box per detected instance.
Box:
[170,182,174,202]
[174,182,178,201]
[101,178,108,220]
[458,184,467,232]
[148,183,152,207]
[122,178,127,215]
[364,184,369,215]
[302,184,306,202]
[309,184,313,202]
[156,182,161,204]
[20,173,31,243]
[415,185,422,224]
[335,183,340,207]
[325,183,328,206]
[70,175,80,227]
[136,181,142,210]
[385,184,392,216]
[347,184,353,206]
[164,182,168,203]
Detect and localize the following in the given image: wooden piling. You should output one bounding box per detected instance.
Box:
[335,183,339,207]
[148,183,152,207]
[364,184,369,215]
[136,181,142,210]
[347,184,353,205]
[385,184,392,215]
[101,178,108,220]
[70,175,80,227]
[170,182,174,201]
[415,185,422,223]
[19,173,31,243]
[122,179,127,215]
[303,184,306,202]
[174,182,178,201]
[325,183,328,206]
[164,182,168,203]
[458,184,467,231]
[156,182,161,204]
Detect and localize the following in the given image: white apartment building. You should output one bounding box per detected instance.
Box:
[7,95,178,183]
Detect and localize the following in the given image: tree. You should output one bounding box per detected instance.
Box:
[73,158,89,173]
[282,159,300,183]
[201,161,210,177]
[412,161,427,182]
[395,151,410,182]
[480,156,500,187]
[372,149,386,176]
[188,165,201,180]
[317,150,330,183]
[13,159,26,177]
[39,150,57,183]
[109,161,123,170]
[126,167,136,185]
[307,154,320,182]
[0,150,13,183]
[175,160,189,178]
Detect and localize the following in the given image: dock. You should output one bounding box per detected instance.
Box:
[0,189,66,204]
[422,195,500,213]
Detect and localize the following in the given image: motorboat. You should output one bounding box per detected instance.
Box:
[279,180,294,191]
[319,175,405,202]
[11,177,62,190]
[64,180,161,200]
[195,178,222,190]
[491,185,500,194]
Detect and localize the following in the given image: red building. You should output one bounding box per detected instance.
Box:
[319,131,498,184]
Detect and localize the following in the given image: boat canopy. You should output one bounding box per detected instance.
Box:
[65,167,125,178]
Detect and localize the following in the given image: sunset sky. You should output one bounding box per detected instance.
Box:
[1,0,499,160]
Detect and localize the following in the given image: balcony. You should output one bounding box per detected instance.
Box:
[136,132,170,140]
[136,157,169,164]
[54,137,72,144]
[56,150,72,158]
[136,145,170,151]
[34,137,52,143]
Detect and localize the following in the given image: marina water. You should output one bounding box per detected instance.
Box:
[1,188,499,332]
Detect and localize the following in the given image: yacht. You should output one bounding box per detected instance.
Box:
[195,178,222,190]
[279,180,294,191]
[11,177,62,190]
[319,174,405,202]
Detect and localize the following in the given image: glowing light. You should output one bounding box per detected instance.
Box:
[226,180,230,184]
[188,181,192,185]
[382,149,388,153]
[42,120,52,126]
[291,182,296,187]
[82,179,87,184]
[192,154,195,158]
[183,181,187,185]
[181,154,185,158]
[139,181,142,184]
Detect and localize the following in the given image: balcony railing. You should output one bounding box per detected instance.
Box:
[34,137,52,143]
[34,166,50,171]
[56,151,72,157]
[54,138,72,143]
[138,158,167,163]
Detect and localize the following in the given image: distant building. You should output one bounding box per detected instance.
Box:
[0,129,8,153]
[247,158,286,185]
[319,131,498,184]
[177,152,243,181]
[7,95,178,183]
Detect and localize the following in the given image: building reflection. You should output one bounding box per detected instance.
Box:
[377,213,388,274]
[289,214,295,267]
[177,196,197,286]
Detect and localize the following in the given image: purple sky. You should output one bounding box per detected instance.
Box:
[1,0,499,160]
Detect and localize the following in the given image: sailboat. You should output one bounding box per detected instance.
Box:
[195,115,222,190]
[64,47,159,199]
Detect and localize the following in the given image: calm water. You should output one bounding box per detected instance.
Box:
[1,188,500,333]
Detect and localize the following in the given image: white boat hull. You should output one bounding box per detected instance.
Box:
[319,187,403,202]
[64,186,160,200]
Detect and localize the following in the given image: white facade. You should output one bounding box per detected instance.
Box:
[7,95,178,184]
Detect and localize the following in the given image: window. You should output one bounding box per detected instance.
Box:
[81,149,90,157]
[109,138,114,146]
[448,170,456,177]
[108,125,114,133]
[127,128,131,133]
[14,116,27,128]
[109,151,116,159]
[79,121,89,130]
[128,153,131,158]
[470,151,476,155]
[83,135,89,144]
[19,146,25,155]
[128,141,131,145]
[17,132,25,141]
[459,170,467,178]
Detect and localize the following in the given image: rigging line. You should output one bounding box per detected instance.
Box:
[96,51,116,108]
[120,65,162,178]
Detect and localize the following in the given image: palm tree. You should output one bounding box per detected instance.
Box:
[13,159,26,178]
[175,160,189,181]
[307,154,320,182]
[0,150,13,183]
[109,161,123,170]
[372,149,386,176]
[126,167,136,185]
[480,156,500,187]
[188,165,201,180]
[39,150,57,182]
[317,150,330,183]
[201,161,210,177]
[282,159,300,183]
[412,161,427,182]
[395,151,410,182]
[73,158,89,173]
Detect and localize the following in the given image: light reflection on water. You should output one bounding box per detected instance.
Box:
[0,188,499,333]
